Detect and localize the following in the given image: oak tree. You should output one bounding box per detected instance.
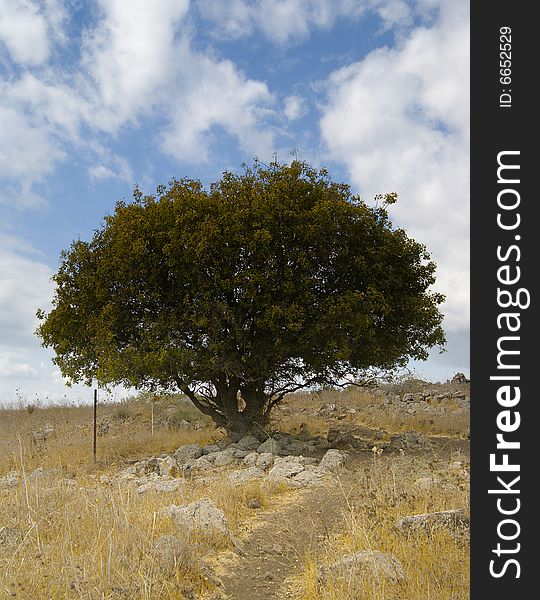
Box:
[37,162,445,438]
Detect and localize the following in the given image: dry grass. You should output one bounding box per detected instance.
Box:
[0,397,294,599]
[278,385,469,438]
[288,453,469,599]
[1,385,469,599]
[0,396,216,476]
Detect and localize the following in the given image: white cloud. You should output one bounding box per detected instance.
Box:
[87,143,134,183]
[0,234,53,348]
[0,0,50,64]
[283,94,306,120]
[0,104,66,182]
[196,0,413,45]
[82,0,191,132]
[161,55,275,163]
[319,0,469,332]
[1,0,278,205]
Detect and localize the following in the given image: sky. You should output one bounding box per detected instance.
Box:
[0,0,469,405]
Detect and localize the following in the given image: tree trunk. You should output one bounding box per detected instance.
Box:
[222,384,269,441]
[180,377,270,441]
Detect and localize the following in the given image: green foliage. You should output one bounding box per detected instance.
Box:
[37,161,445,435]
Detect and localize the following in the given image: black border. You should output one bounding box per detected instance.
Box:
[471,2,537,596]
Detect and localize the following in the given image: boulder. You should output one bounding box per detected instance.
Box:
[167,499,230,537]
[257,438,281,454]
[158,456,179,477]
[396,509,469,535]
[318,449,348,472]
[267,457,305,479]
[236,435,261,451]
[137,480,183,494]
[173,444,203,463]
[228,467,265,484]
[202,444,221,455]
[321,550,405,583]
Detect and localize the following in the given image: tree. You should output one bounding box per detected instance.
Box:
[37,161,445,439]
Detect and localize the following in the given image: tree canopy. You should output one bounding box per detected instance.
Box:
[37,161,445,438]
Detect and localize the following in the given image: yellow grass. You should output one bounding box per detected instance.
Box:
[288,453,469,599]
[0,398,294,599]
[1,385,469,599]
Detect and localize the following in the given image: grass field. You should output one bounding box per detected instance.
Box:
[0,385,469,599]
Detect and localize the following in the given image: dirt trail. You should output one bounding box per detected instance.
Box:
[215,438,469,600]
[218,475,354,600]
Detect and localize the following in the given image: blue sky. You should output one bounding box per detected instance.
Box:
[0,0,469,404]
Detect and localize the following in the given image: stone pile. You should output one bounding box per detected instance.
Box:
[111,436,350,493]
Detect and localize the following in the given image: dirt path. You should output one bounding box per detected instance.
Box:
[218,476,354,600]
[214,437,469,600]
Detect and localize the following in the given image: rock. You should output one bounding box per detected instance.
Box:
[289,467,324,487]
[396,509,469,535]
[451,372,469,384]
[242,452,259,467]
[321,550,405,583]
[168,499,230,537]
[228,467,265,484]
[0,526,24,549]
[141,457,161,474]
[158,457,178,477]
[267,457,305,479]
[173,444,203,463]
[296,422,312,442]
[318,449,348,472]
[202,444,221,455]
[236,435,261,451]
[248,498,262,509]
[188,457,214,472]
[257,438,281,454]
[137,480,183,494]
[256,452,274,470]
[0,471,19,489]
[213,450,236,467]
[150,535,195,572]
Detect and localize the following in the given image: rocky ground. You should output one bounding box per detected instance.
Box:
[0,376,470,599]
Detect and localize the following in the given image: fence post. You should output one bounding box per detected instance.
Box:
[93,388,97,462]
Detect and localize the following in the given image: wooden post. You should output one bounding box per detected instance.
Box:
[93,388,97,462]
